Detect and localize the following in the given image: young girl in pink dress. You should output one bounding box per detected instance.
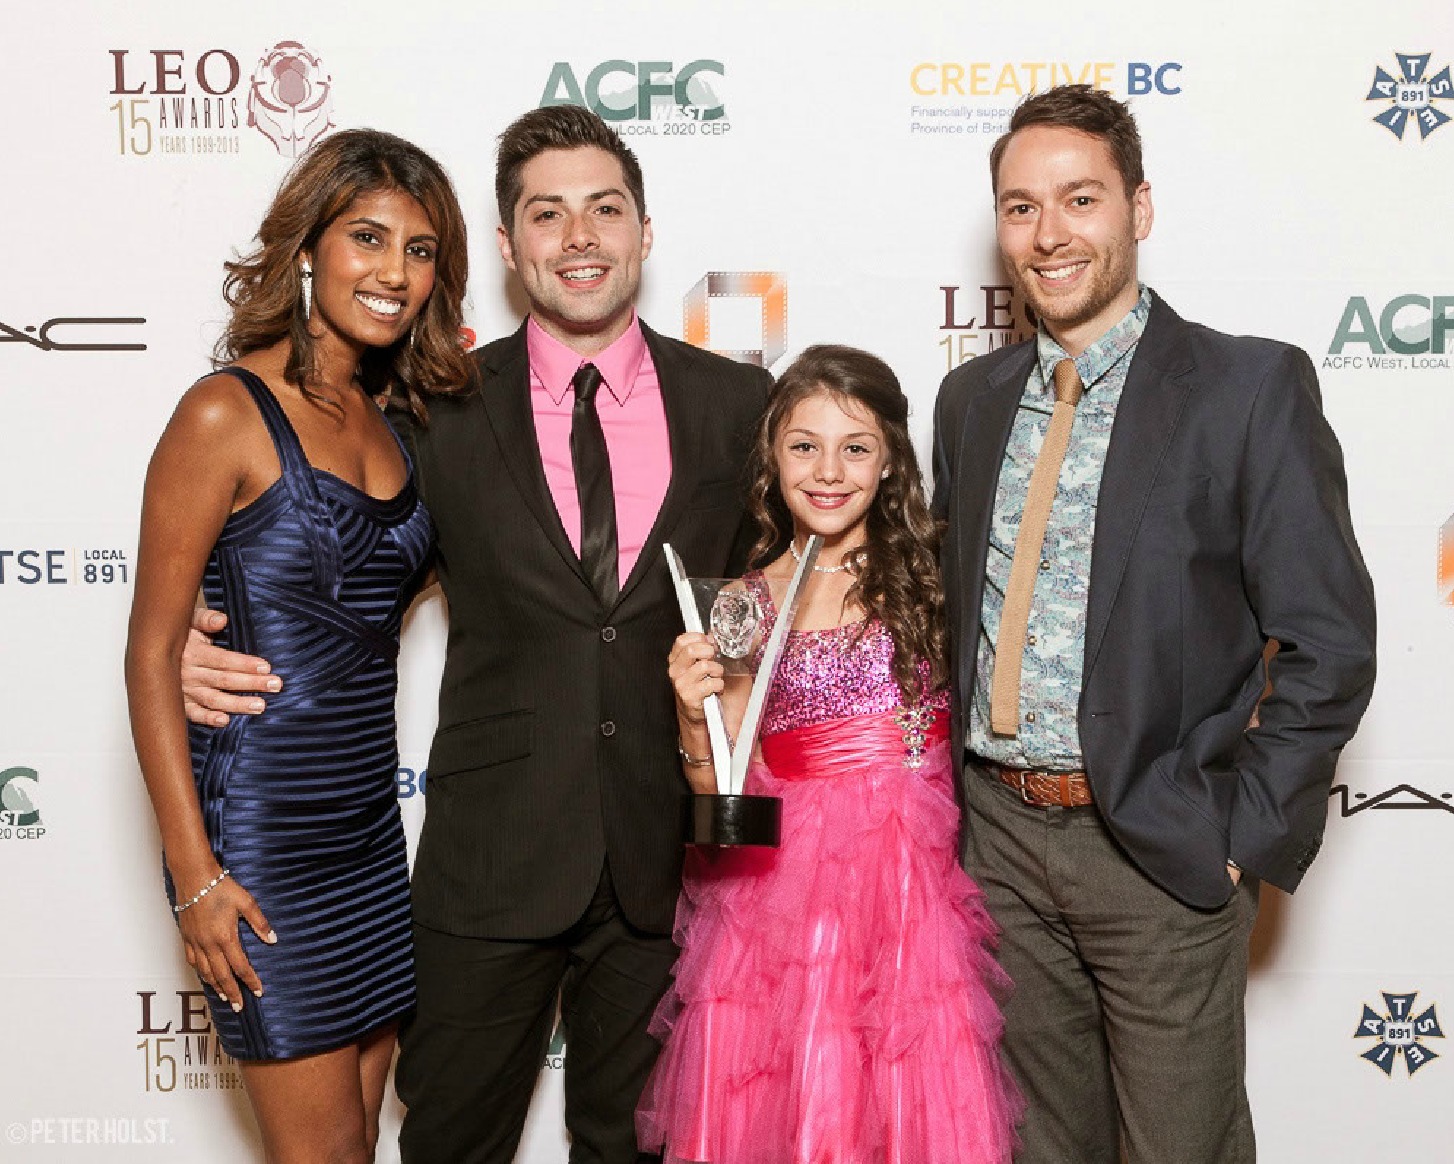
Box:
[638,345,1021,1163]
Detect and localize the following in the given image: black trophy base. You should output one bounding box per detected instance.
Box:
[688,793,782,847]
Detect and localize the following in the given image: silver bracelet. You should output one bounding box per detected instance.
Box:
[678,741,713,768]
[174,869,230,915]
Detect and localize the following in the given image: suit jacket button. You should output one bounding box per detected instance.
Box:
[600,721,616,737]
[601,626,617,643]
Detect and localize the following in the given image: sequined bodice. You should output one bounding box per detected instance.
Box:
[746,574,948,738]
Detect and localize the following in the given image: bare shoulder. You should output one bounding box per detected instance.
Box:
[169,371,263,440]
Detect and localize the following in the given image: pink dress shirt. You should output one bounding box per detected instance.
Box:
[527,315,672,586]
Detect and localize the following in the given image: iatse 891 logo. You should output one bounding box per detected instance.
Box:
[0,548,130,587]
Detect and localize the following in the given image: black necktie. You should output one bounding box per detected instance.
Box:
[570,363,619,606]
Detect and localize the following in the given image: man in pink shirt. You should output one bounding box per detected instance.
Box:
[183,106,771,1162]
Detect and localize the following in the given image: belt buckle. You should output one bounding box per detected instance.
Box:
[1017,769,1036,806]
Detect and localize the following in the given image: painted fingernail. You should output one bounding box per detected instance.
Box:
[231,1000,243,1013]
[255,663,271,674]
[250,700,266,713]
[265,678,282,692]
[253,989,264,997]
[213,714,228,727]
[264,930,278,944]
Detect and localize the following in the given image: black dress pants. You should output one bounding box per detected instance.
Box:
[396,863,678,1164]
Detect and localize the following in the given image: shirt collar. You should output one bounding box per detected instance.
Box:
[526,313,649,407]
[1034,284,1153,396]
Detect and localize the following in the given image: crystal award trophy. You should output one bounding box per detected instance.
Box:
[662,535,823,846]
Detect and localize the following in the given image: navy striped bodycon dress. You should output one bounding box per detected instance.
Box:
[174,366,434,1060]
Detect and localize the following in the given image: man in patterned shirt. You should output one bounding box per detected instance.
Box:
[932,85,1376,1163]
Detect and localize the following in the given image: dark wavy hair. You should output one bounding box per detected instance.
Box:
[215,128,472,421]
[748,345,947,698]
[495,105,647,230]
[989,83,1144,197]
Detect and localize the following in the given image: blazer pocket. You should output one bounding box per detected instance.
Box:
[1144,474,1211,510]
[429,709,534,778]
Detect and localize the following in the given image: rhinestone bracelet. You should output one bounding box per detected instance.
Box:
[174,869,231,915]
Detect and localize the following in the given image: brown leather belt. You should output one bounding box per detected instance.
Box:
[985,762,1095,808]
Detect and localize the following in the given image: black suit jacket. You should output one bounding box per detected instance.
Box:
[933,292,1376,909]
[396,321,771,938]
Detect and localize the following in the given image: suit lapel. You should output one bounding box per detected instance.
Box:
[1084,295,1196,677]
[953,345,1035,696]
[615,322,702,608]
[475,322,591,587]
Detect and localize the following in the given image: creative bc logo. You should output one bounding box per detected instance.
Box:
[1367,53,1451,140]
[0,766,45,840]
[108,41,333,158]
[1354,992,1444,1077]
[683,273,787,369]
[907,59,1181,138]
[540,60,730,137]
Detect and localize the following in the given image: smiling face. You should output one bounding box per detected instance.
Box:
[774,389,890,554]
[497,145,652,355]
[995,125,1152,355]
[304,187,438,357]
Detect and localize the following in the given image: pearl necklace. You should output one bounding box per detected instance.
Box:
[790,540,859,574]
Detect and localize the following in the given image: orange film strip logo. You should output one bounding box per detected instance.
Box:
[683,272,787,368]
[1441,515,1454,606]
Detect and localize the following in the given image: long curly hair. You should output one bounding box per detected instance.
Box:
[748,345,947,698]
[215,128,472,421]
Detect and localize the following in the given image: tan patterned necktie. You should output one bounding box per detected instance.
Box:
[989,358,1084,737]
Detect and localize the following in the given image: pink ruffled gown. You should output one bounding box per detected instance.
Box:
[637,579,1022,1163]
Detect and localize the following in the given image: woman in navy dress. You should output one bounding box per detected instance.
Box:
[125,129,470,1161]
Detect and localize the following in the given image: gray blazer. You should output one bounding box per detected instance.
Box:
[933,291,1377,909]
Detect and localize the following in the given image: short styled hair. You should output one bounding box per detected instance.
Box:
[989,84,1144,196]
[495,105,647,229]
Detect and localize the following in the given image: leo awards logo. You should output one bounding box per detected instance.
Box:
[1354,992,1444,1077]
[683,273,787,369]
[936,283,1035,372]
[539,60,730,138]
[0,766,45,841]
[135,990,242,1094]
[107,41,334,158]
[1366,53,1451,141]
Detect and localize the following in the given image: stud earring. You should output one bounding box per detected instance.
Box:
[300,261,313,317]
[880,466,891,479]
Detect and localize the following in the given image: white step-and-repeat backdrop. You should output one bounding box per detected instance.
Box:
[2,0,1451,1159]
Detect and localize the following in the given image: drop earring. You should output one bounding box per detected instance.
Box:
[300,261,313,317]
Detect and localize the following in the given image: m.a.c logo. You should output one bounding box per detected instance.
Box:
[0,315,146,353]
[540,61,730,137]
